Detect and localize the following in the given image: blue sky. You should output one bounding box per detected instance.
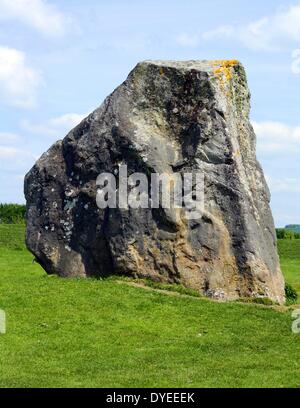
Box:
[0,0,299,227]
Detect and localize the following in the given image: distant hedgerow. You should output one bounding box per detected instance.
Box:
[276,228,300,240]
[0,203,26,224]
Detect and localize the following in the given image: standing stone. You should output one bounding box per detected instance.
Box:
[24,60,285,304]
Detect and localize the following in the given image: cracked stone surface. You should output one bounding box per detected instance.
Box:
[24,60,285,304]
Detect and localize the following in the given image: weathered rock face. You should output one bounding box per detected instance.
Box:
[24,60,285,303]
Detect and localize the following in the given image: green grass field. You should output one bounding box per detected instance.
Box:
[279,240,300,298]
[0,225,300,388]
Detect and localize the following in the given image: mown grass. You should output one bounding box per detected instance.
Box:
[0,225,300,388]
[0,224,26,251]
[278,240,300,299]
[278,239,300,260]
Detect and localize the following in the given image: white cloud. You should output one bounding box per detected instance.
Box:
[176,25,234,48]
[265,175,300,193]
[243,5,300,50]
[291,48,300,74]
[49,113,87,128]
[0,46,42,108]
[200,4,300,51]
[0,144,36,158]
[21,120,59,138]
[0,0,75,37]
[0,145,36,195]
[0,132,20,144]
[21,112,88,138]
[0,146,20,158]
[253,120,300,155]
[176,33,201,47]
[202,25,234,41]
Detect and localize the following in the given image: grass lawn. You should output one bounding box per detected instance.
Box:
[0,225,300,388]
[278,240,300,298]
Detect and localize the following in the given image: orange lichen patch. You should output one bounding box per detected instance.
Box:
[213,59,239,67]
[212,60,239,83]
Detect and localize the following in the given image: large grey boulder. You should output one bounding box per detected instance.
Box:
[24,60,285,303]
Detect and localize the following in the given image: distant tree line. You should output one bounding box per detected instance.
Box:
[0,204,26,224]
[276,228,300,240]
[285,224,300,233]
